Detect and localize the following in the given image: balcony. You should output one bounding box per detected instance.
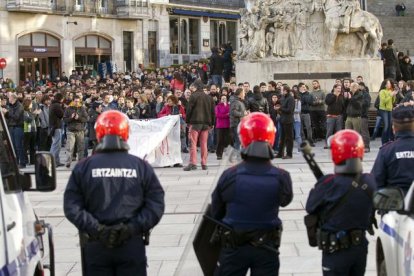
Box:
[53,0,114,16]
[169,0,244,10]
[116,0,149,18]
[6,0,53,13]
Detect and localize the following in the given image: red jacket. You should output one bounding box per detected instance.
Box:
[157,104,186,121]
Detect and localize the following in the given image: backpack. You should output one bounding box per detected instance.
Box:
[374,94,380,110]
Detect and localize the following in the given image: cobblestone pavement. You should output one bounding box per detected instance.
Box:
[29,140,382,275]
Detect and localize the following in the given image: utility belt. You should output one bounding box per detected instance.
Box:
[79,231,150,247]
[317,229,365,253]
[211,226,282,252]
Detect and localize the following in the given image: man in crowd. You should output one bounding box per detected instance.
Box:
[325,84,345,148]
[310,80,326,141]
[299,83,315,146]
[209,47,224,88]
[63,95,88,168]
[184,80,215,171]
[345,82,363,133]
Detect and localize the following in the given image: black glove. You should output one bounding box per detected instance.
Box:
[97,223,133,248]
[367,213,378,236]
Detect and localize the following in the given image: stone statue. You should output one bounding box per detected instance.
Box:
[238,0,383,60]
[323,0,383,57]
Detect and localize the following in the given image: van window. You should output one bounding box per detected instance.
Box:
[0,117,21,193]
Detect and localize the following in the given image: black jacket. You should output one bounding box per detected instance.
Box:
[63,105,88,132]
[280,93,295,124]
[346,91,363,117]
[209,53,224,76]
[223,47,233,71]
[49,100,64,131]
[64,151,165,236]
[186,90,215,126]
[5,101,24,127]
[299,91,314,114]
[247,93,269,114]
[361,90,372,118]
[325,93,345,116]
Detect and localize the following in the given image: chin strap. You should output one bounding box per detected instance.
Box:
[94,135,130,153]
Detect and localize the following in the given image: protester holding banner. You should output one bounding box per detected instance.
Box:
[184,79,215,171]
[158,95,187,154]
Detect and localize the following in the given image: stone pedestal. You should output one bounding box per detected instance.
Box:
[235,58,384,94]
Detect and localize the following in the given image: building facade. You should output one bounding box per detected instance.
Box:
[0,0,242,83]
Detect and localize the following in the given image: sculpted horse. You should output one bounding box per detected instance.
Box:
[323,0,383,57]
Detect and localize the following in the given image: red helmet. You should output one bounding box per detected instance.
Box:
[95,110,129,142]
[330,129,364,165]
[238,112,276,148]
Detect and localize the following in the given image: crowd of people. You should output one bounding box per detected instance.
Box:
[1,69,414,168]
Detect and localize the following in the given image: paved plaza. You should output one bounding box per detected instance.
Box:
[29,140,383,276]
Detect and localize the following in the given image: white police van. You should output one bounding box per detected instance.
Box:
[0,112,56,275]
[373,184,414,276]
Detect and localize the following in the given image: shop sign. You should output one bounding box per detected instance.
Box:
[33,48,47,53]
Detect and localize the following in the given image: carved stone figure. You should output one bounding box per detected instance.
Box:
[324,0,383,57]
[238,0,383,60]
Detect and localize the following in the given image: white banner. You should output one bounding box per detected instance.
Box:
[128,115,183,167]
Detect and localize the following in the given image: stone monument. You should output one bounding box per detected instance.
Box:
[236,0,384,92]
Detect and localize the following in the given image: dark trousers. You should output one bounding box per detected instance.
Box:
[214,244,280,276]
[9,126,25,166]
[38,128,51,151]
[311,110,326,139]
[322,244,367,276]
[23,132,36,165]
[83,237,147,276]
[216,128,230,158]
[279,122,294,157]
[379,110,392,145]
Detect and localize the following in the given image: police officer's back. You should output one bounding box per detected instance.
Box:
[64,110,165,275]
[211,112,293,276]
[371,106,414,194]
[305,130,376,276]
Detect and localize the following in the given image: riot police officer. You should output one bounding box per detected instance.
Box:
[64,110,165,275]
[305,130,376,276]
[211,112,293,276]
[371,106,414,194]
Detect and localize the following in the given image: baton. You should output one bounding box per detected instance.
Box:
[300,141,324,180]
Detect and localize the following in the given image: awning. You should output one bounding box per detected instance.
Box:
[171,8,240,19]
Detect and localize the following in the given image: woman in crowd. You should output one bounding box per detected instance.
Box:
[293,91,302,153]
[215,94,230,160]
[170,72,185,93]
[137,94,152,119]
[22,98,39,165]
[158,95,187,154]
[378,79,397,144]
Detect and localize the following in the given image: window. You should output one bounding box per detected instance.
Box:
[33,33,46,46]
[123,31,133,72]
[189,19,199,54]
[169,17,200,55]
[210,20,237,49]
[170,18,179,54]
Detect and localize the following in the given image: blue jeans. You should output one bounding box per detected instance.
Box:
[273,121,282,152]
[294,121,302,150]
[371,115,382,139]
[9,126,25,166]
[211,75,223,88]
[50,128,62,165]
[379,110,392,145]
[231,127,240,150]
